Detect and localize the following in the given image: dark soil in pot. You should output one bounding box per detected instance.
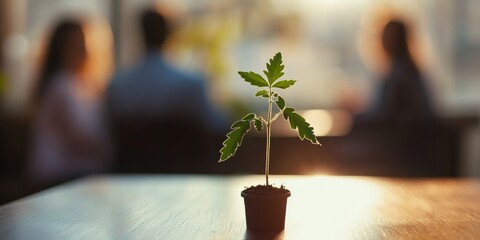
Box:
[241,185,291,231]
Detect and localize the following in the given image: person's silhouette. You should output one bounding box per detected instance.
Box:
[368,20,434,122]
[30,19,110,183]
[107,9,225,130]
[106,8,226,173]
[345,19,449,177]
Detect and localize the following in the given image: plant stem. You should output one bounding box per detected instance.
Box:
[265,86,273,186]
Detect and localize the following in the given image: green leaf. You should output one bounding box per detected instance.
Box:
[283,107,319,145]
[283,107,294,120]
[255,90,269,98]
[276,96,285,110]
[272,80,296,89]
[263,70,270,79]
[238,71,268,87]
[265,52,285,84]
[242,113,256,121]
[254,118,263,132]
[219,119,252,162]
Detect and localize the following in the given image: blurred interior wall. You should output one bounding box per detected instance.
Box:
[0,0,479,177]
[1,0,28,114]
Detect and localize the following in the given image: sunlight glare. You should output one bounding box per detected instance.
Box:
[303,109,333,136]
[285,176,383,239]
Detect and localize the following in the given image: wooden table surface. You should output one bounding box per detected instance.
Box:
[1,175,479,239]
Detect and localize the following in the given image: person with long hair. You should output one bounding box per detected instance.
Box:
[30,19,110,183]
[368,19,435,121]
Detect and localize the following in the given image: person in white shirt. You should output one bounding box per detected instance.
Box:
[30,19,110,183]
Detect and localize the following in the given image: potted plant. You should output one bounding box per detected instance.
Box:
[219,52,320,231]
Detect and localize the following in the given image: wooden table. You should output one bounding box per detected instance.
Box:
[1,175,479,239]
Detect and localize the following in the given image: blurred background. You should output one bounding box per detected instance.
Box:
[1,0,480,204]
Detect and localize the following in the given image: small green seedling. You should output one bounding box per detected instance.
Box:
[219,52,320,185]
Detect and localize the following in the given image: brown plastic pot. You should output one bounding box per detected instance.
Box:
[241,187,291,231]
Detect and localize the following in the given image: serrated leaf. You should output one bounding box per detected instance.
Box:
[283,107,319,145]
[283,107,294,120]
[272,80,296,89]
[263,70,269,79]
[276,96,285,110]
[254,118,263,132]
[242,113,256,121]
[265,52,285,84]
[238,71,269,87]
[219,119,252,162]
[255,90,269,98]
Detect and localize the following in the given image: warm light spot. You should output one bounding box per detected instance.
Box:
[302,109,353,136]
[303,109,333,136]
[285,176,383,239]
[83,16,113,91]
[306,169,334,176]
[271,109,352,137]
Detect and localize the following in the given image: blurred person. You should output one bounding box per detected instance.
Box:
[344,19,449,177]
[362,19,435,122]
[29,19,110,183]
[107,8,225,130]
[106,8,227,173]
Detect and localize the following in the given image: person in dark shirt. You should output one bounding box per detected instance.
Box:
[346,20,446,177]
[367,19,435,122]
